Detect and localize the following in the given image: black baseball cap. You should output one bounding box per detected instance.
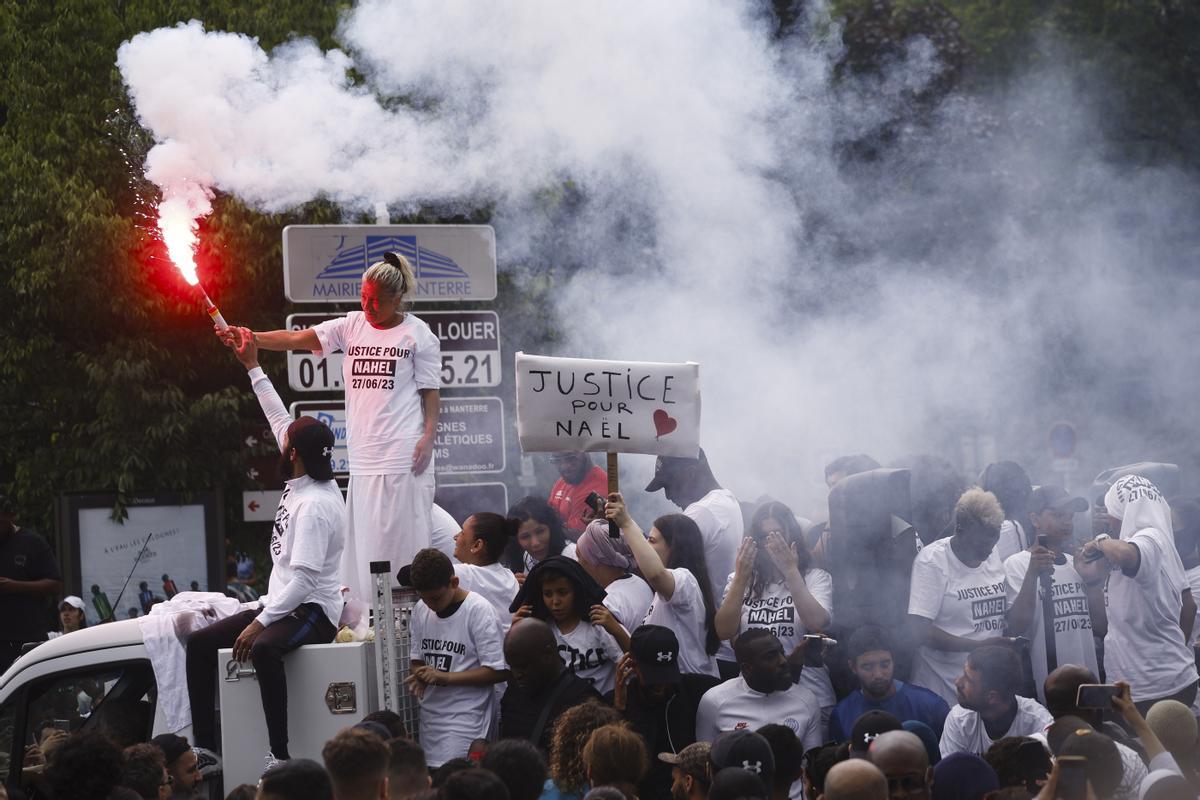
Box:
[709,730,775,787]
[630,625,681,684]
[1029,485,1088,514]
[287,417,336,481]
[645,448,708,492]
[849,710,903,756]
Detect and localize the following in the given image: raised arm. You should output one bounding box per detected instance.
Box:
[765,532,831,631]
[1005,547,1055,636]
[228,327,291,451]
[606,492,676,599]
[715,539,755,640]
[217,325,320,352]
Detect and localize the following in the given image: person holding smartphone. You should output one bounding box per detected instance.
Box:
[1078,475,1199,714]
[1004,486,1105,702]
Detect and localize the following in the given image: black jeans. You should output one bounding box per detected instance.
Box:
[185,604,336,758]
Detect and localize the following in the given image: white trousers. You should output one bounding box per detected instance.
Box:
[342,471,435,604]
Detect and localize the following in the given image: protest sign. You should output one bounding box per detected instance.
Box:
[515,352,700,457]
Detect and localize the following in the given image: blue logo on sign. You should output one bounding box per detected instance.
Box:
[316,235,469,280]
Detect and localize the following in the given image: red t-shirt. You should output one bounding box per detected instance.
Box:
[548,466,609,533]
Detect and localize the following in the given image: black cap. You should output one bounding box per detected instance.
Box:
[849,710,903,755]
[709,730,775,787]
[1029,485,1088,514]
[709,766,768,800]
[287,417,336,481]
[630,625,681,684]
[645,448,707,492]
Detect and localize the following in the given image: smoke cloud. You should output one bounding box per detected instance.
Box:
[117,2,1200,520]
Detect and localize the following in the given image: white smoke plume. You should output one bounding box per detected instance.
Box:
[117,2,1200,519]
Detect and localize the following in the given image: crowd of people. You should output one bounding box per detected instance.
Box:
[8,252,1200,800]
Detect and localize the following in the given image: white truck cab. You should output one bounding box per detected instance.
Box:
[0,581,413,794]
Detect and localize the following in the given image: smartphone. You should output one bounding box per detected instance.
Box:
[52,719,71,733]
[1037,534,1050,548]
[1056,755,1088,800]
[1076,684,1121,709]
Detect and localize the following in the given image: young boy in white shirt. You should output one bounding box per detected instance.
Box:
[407,548,507,767]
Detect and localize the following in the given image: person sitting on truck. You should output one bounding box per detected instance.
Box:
[407,548,507,769]
[322,727,390,800]
[186,327,347,768]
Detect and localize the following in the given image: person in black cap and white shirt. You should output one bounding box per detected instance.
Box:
[615,625,721,799]
[695,629,823,753]
[186,327,346,768]
[939,645,1052,758]
[644,448,743,601]
[1004,485,1104,702]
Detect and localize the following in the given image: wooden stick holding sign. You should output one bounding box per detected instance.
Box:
[515,352,702,534]
[607,452,620,537]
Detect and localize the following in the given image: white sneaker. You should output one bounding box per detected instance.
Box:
[262,752,288,775]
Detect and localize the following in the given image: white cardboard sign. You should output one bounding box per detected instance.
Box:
[515,352,700,457]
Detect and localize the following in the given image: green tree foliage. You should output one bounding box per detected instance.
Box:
[0,1,344,536]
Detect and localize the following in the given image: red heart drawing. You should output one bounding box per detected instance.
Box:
[653,409,678,439]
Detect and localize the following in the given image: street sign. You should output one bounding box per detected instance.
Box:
[286,311,502,392]
[434,482,511,525]
[283,225,497,304]
[243,490,283,522]
[286,314,345,392]
[435,397,506,475]
[289,402,350,475]
[290,397,506,477]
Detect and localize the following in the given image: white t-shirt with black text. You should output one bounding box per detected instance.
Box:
[553,621,624,695]
[312,311,441,474]
[685,489,744,600]
[1004,551,1099,701]
[909,538,1008,706]
[410,591,506,767]
[939,696,1053,757]
[603,573,654,631]
[722,569,836,709]
[644,568,718,677]
[1104,526,1198,701]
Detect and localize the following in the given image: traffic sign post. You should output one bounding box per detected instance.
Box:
[283,225,497,304]
[286,311,502,392]
[289,398,505,478]
[434,397,506,475]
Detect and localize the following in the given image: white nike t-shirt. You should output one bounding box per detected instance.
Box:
[909,538,1008,706]
[644,567,718,677]
[685,489,744,599]
[410,591,506,767]
[603,573,654,631]
[695,675,823,752]
[1004,551,1099,701]
[722,570,836,709]
[312,311,440,474]
[553,621,624,695]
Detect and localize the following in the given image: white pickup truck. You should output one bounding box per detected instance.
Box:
[0,573,416,794]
